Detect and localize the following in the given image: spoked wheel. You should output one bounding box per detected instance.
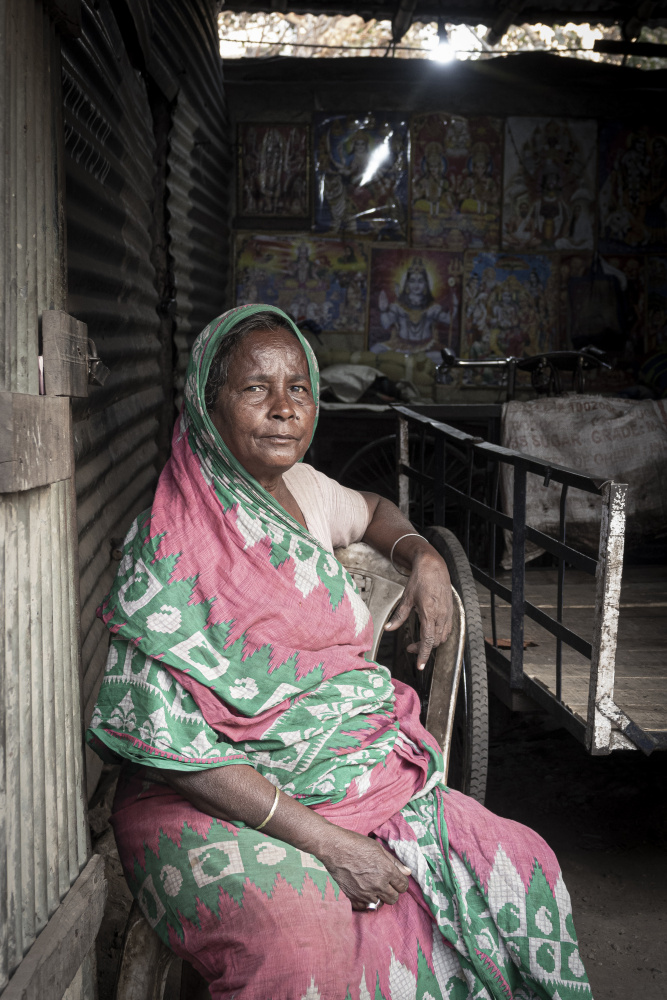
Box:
[392,527,488,804]
[426,526,488,803]
[339,433,479,529]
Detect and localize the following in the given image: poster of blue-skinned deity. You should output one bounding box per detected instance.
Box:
[367,249,462,358]
[502,118,597,252]
[314,113,409,240]
[411,114,502,251]
[599,123,667,253]
[235,234,369,335]
[237,123,309,218]
[461,252,559,371]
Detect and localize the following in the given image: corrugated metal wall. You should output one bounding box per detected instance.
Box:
[61,0,163,773]
[152,0,233,401]
[0,0,88,988]
[61,0,233,794]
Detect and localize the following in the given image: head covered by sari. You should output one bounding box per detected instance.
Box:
[88,304,444,819]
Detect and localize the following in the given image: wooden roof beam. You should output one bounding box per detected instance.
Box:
[485,0,526,46]
[391,0,417,43]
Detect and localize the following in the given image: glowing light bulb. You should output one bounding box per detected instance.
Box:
[431,24,454,63]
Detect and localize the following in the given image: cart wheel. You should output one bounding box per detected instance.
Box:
[426,526,488,803]
[339,433,477,528]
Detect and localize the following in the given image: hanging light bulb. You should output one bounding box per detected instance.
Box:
[431,22,455,62]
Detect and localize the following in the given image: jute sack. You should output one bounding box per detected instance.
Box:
[500,395,667,565]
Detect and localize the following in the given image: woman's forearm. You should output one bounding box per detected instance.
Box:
[360,492,453,669]
[158,762,413,911]
[161,763,337,859]
[360,492,440,573]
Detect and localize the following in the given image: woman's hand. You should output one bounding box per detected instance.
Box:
[360,495,454,670]
[317,826,412,912]
[384,548,453,671]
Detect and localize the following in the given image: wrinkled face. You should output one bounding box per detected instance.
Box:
[209,327,316,485]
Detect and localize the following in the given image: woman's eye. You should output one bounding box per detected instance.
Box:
[291,384,309,394]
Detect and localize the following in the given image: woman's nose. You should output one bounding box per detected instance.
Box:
[269,386,296,418]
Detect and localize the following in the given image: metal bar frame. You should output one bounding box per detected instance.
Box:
[395,407,635,754]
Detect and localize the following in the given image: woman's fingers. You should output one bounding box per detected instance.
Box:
[383,595,414,632]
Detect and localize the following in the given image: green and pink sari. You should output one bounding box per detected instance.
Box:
[88,305,592,1000]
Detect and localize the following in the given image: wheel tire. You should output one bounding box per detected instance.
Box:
[425,526,488,804]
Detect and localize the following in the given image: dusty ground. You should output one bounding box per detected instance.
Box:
[91,700,667,999]
[485,704,667,1000]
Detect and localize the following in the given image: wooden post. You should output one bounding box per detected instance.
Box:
[586,481,627,754]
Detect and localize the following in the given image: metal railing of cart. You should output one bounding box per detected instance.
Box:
[393,404,661,756]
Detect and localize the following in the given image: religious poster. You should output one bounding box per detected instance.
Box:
[411,114,502,251]
[599,123,667,253]
[502,117,597,252]
[367,249,462,357]
[313,113,409,240]
[234,234,368,335]
[237,123,309,218]
[461,252,559,364]
[647,257,667,351]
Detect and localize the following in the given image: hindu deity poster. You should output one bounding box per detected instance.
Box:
[367,249,463,357]
[411,114,502,251]
[237,123,309,217]
[647,257,667,351]
[599,123,667,253]
[235,234,369,335]
[461,252,559,362]
[502,118,597,252]
[314,113,409,240]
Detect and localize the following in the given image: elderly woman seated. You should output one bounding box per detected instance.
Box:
[88,306,591,1000]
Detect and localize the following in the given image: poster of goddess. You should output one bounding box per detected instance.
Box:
[368,249,462,357]
[411,114,502,250]
[237,123,309,218]
[314,113,409,240]
[599,123,667,253]
[235,234,368,335]
[502,118,597,252]
[462,252,558,362]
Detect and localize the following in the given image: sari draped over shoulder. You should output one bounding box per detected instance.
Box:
[88,306,593,1000]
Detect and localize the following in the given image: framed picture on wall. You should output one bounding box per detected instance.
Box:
[237,123,310,218]
[313,113,409,240]
[502,118,597,252]
[461,251,559,366]
[234,233,369,335]
[599,123,667,253]
[367,248,462,358]
[411,113,502,251]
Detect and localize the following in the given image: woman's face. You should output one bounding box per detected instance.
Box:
[209,326,316,485]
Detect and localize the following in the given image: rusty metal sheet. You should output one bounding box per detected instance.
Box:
[152,0,233,404]
[61,0,163,758]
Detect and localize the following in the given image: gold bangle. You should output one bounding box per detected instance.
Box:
[255,785,280,831]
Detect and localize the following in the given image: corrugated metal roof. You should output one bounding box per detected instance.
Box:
[61,0,164,753]
[219,0,667,25]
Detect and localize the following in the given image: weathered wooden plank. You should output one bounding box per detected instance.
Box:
[1,855,106,1000]
[41,312,88,398]
[0,393,72,492]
